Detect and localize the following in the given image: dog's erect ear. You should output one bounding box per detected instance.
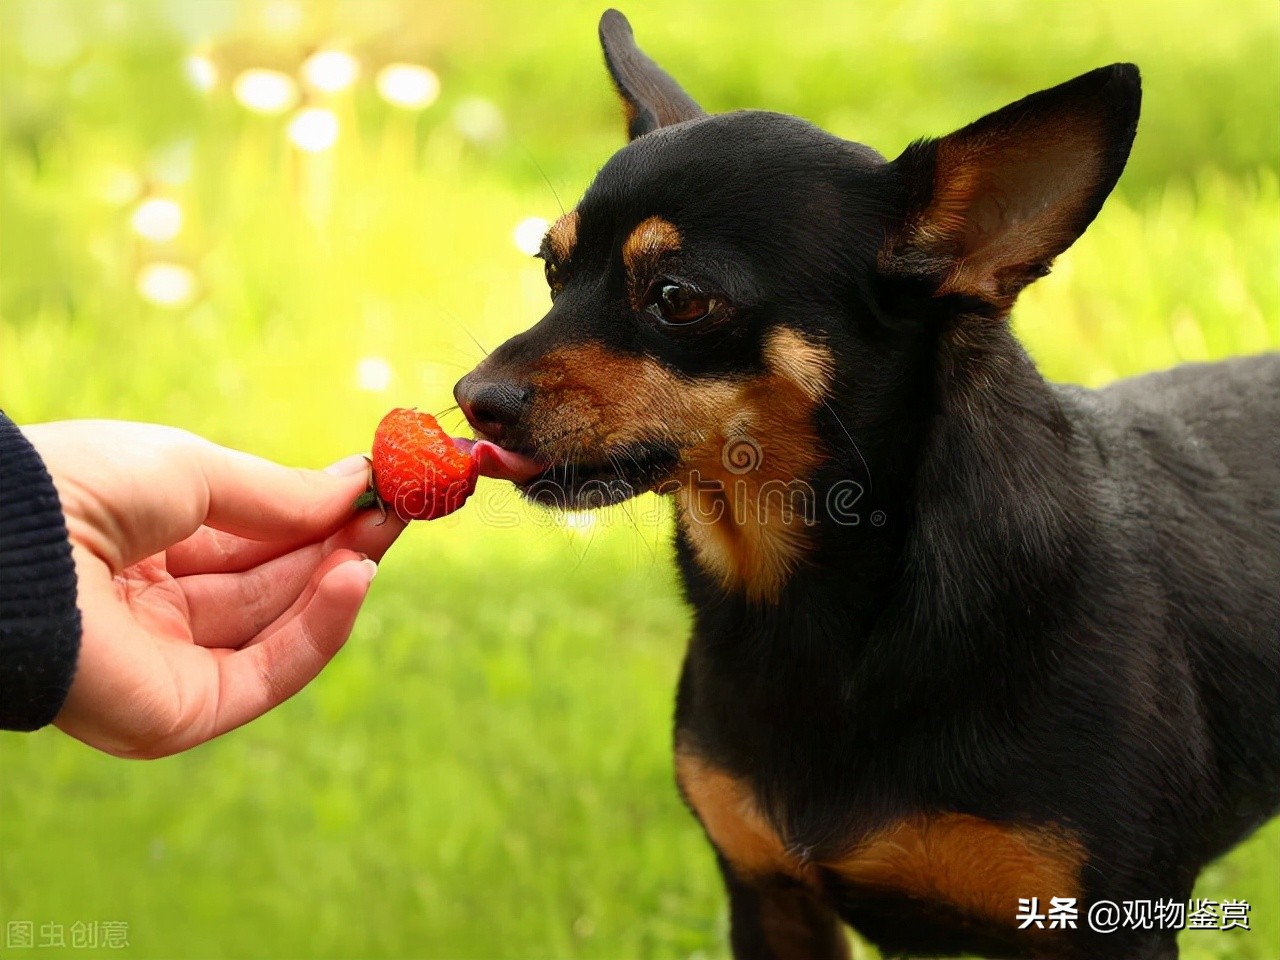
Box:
[882,64,1140,313]
[599,9,704,141]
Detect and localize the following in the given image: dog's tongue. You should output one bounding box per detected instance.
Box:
[456,438,546,484]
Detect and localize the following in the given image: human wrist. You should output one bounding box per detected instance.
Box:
[0,412,83,731]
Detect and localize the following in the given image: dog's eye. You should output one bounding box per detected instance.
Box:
[652,283,716,325]
[544,260,565,300]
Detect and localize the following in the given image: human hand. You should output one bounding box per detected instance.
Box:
[22,420,405,759]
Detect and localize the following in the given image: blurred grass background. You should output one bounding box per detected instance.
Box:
[1,1,1277,958]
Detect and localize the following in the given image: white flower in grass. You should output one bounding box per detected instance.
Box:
[288,108,339,153]
[137,263,197,308]
[131,198,183,243]
[302,50,359,93]
[233,69,299,114]
[376,64,439,110]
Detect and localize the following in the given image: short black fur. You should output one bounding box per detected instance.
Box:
[456,12,1280,959]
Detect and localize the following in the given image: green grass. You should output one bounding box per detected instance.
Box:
[1,1,1278,957]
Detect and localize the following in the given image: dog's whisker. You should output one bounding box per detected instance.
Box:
[820,397,874,494]
[517,140,566,217]
[457,326,490,359]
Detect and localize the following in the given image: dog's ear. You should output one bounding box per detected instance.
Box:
[599,9,704,141]
[880,64,1140,314]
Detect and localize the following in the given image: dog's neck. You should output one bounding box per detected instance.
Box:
[894,322,1091,638]
[675,321,1091,653]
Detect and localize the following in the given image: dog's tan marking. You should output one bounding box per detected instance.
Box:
[763,328,835,404]
[678,747,1083,925]
[526,343,735,450]
[674,374,825,602]
[676,331,833,600]
[616,95,640,135]
[830,813,1084,925]
[676,747,818,885]
[622,215,681,274]
[676,464,816,603]
[545,210,580,263]
[525,334,833,601]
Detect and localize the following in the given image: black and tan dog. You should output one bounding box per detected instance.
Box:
[456,11,1280,959]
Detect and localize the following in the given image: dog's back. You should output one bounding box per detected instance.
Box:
[1074,353,1280,856]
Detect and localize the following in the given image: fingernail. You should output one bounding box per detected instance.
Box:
[359,558,378,583]
[325,454,370,477]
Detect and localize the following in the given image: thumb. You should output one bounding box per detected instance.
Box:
[26,420,375,572]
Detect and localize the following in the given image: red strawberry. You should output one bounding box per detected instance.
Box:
[357,408,478,521]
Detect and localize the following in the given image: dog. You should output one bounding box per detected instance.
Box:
[455,10,1280,958]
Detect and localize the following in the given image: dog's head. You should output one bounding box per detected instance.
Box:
[457,9,1139,598]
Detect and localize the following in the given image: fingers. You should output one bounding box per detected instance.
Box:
[31,418,376,571]
[187,442,372,543]
[57,545,381,759]
[178,511,404,648]
[333,509,407,565]
[168,504,406,578]
[175,508,406,649]
[209,552,376,740]
[165,525,285,578]
[180,541,328,648]
[92,432,372,570]
[34,422,409,759]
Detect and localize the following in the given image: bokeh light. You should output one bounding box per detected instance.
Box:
[355,357,393,392]
[375,63,440,109]
[136,263,197,308]
[563,512,597,533]
[453,96,506,144]
[232,68,299,114]
[287,107,340,153]
[185,55,217,92]
[512,217,549,256]
[301,50,359,93]
[130,197,183,242]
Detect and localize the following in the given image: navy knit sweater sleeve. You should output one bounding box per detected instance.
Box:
[0,412,81,731]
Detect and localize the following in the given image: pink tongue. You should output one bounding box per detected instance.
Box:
[455,438,546,484]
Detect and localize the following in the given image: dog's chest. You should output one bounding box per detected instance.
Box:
[675,746,1085,927]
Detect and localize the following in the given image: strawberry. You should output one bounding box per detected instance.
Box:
[356,408,478,521]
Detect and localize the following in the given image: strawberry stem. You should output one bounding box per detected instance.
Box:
[352,458,389,525]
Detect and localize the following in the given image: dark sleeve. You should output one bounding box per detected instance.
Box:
[0,412,81,731]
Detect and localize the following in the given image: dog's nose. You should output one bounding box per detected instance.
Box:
[454,375,531,440]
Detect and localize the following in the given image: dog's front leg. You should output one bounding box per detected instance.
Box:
[717,857,850,960]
